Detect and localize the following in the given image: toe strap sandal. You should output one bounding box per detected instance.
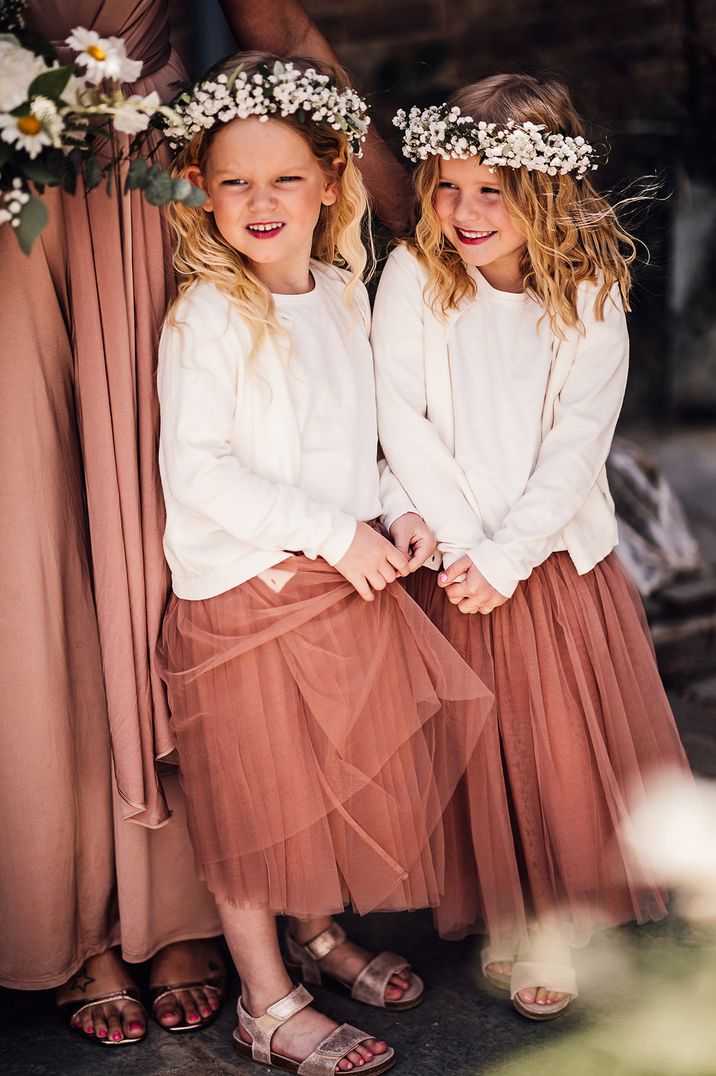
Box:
[285,923,424,1011]
[233,982,396,1075]
[510,960,577,1021]
[58,988,146,1046]
[149,975,225,1032]
[480,946,514,993]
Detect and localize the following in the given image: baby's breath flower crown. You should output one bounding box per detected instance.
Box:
[166,60,370,156]
[393,103,596,177]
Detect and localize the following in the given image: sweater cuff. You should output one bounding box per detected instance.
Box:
[316,515,357,567]
[467,540,521,599]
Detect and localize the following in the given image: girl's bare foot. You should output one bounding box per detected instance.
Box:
[239,988,390,1072]
[149,937,225,1029]
[56,949,145,1043]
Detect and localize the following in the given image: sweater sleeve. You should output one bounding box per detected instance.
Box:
[468,285,629,597]
[158,294,357,565]
[372,247,485,564]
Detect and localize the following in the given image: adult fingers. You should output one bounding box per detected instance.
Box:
[386,545,410,577]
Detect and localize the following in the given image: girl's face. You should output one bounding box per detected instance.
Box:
[190,116,338,293]
[434,159,527,292]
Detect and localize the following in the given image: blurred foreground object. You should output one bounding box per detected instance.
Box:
[0,0,202,252]
[608,436,703,597]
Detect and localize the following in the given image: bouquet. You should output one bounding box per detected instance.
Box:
[0,0,203,252]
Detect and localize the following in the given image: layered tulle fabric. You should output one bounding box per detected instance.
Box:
[157,556,493,918]
[408,552,690,949]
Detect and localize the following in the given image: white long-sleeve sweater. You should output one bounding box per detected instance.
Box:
[372,245,629,598]
[158,262,413,600]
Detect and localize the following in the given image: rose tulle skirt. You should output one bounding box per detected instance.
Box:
[157,556,493,919]
[408,551,691,949]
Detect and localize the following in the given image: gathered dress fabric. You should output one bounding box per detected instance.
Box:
[0,0,219,990]
[408,553,691,948]
[157,556,493,917]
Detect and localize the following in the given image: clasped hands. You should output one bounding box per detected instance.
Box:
[438,555,508,615]
[334,512,436,601]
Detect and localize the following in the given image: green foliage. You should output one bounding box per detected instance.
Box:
[15,192,48,254]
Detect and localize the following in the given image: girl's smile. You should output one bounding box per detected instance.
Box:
[435,159,527,291]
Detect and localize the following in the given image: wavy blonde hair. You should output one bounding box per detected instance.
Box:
[408,74,637,332]
[167,52,372,351]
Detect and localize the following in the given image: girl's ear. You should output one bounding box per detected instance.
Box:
[186,164,213,212]
[321,157,343,207]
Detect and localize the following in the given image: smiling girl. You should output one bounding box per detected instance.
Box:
[155,53,491,1072]
[373,73,690,1020]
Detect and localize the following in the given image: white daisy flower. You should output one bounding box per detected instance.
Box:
[111,91,159,135]
[0,109,52,158]
[65,27,143,84]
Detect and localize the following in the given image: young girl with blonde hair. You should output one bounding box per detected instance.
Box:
[373,73,690,1020]
[155,52,491,1072]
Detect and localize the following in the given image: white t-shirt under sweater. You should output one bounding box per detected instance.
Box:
[158,264,411,600]
[273,276,381,525]
[450,268,565,554]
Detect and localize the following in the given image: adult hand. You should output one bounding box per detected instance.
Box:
[438,555,508,615]
[335,522,410,601]
[389,512,437,572]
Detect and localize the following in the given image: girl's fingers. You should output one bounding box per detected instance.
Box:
[386,546,410,576]
[367,571,388,592]
[350,574,374,602]
[438,555,472,585]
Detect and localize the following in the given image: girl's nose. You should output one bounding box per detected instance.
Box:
[248,185,277,211]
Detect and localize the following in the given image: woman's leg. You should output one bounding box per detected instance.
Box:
[222,906,389,1072]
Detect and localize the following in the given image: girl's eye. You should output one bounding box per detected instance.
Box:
[222,179,247,186]
[277,175,302,183]
[481,187,500,195]
[438,181,458,190]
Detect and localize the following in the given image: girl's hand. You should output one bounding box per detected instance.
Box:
[438,555,508,615]
[389,512,437,572]
[335,522,410,601]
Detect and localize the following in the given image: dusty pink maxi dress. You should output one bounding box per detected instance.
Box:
[0,0,219,990]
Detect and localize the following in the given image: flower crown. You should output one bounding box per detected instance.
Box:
[165,60,370,156]
[393,104,596,177]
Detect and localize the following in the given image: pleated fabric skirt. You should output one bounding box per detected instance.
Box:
[408,551,691,950]
[157,556,493,919]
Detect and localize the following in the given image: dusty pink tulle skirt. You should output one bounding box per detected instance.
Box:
[408,551,691,948]
[157,556,492,919]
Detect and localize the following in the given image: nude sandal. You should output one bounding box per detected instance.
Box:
[510,960,577,1021]
[480,946,514,993]
[285,923,424,1011]
[233,982,396,1074]
[58,988,146,1046]
[149,975,225,1032]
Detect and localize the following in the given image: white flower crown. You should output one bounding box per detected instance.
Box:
[393,104,596,177]
[165,60,370,156]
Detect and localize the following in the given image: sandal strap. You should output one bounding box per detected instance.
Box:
[150,979,224,1007]
[59,988,143,1023]
[302,923,347,961]
[480,946,515,976]
[237,984,313,1064]
[510,960,577,1000]
[352,951,408,1007]
[298,1023,374,1076]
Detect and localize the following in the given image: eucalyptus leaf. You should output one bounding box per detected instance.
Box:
[143,169,173,205]
[19,159,60,185]
[126,156,148,191]
[62,165,77,195]
[28,65,74,102]
[178,183,206,208]
[15,192,48,254]
[171,177,193,200]
[83,155,103,190]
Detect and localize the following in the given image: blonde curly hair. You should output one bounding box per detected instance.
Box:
[408,73,637,332]
[166,52,372,351]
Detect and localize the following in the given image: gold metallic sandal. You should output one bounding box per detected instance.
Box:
[58,988,146,1046]
[150,975,225,1033]
[233,983,396,1074]
[285,923,424,1011]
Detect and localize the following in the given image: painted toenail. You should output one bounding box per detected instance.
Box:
[112,1032,122,1040]
[201,1007,210,1015]
[129,1022,143,1031]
